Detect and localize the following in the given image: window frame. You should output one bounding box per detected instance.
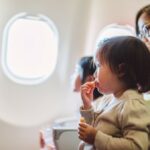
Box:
[1,12,59,85]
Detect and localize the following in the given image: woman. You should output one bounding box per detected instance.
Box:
[135,4,150,50]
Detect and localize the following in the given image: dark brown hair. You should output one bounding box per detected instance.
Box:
[78,56,96,84]
[97,36,150,93]
[135,4,150,36]
[78,56,103,99]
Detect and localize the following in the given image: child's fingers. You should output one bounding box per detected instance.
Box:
[78,130,85,140]
[78,122,87,134]
[78,131,87,141]
[81,86,94,95]
[78,126,86,133]
[81,83,95,90]
[78,128,85,134]
[81,87,90,93]
[81,81,95,90]
[79,134,84,140]
[85,81,96,88]
[79,122,88,128]
[81,82,95,94]
[81,92,92,102]
[82,87,92,94]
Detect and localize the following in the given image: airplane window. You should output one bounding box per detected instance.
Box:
[1,13,59,85]
[95,23,135,48]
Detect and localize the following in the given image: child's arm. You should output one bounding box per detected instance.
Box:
[78,120,149,150]
[80,81,96,109]
[93,124,149,150]
[80,81,96,125]
[90,100,150,150]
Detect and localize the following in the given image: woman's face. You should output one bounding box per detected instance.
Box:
[138,12,150,50]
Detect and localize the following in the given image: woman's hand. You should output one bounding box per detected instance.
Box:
[80,81,96,109]
[78,122,97,144]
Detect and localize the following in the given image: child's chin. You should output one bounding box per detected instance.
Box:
[98,88,110,95]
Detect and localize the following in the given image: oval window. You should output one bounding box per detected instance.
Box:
[2,13,59,85]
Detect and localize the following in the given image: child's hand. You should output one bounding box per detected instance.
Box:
[80,81,95,109]
[78,122,97,145]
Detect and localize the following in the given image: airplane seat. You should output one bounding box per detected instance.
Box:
[52,117,80,150]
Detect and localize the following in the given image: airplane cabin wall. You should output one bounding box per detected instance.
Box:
[84,0,150,54]
[0,0,149,150]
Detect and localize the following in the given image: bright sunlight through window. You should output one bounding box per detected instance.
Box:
[95,23,135,48]
[2,13,58,85]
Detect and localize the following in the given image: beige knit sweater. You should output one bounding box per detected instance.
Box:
[79,90,150,150]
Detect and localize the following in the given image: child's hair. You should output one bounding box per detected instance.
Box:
[96,36,150,93]
[135,4,150,36]
[78,56,103,99]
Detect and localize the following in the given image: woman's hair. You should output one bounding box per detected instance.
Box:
[78,56,103,99]
[96,36,150,93]
[135,4,150,36]
[78,56,96,84]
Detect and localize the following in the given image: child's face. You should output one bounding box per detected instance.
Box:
[94,56,125,96]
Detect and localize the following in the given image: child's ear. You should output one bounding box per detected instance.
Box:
[118,63,126,77]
